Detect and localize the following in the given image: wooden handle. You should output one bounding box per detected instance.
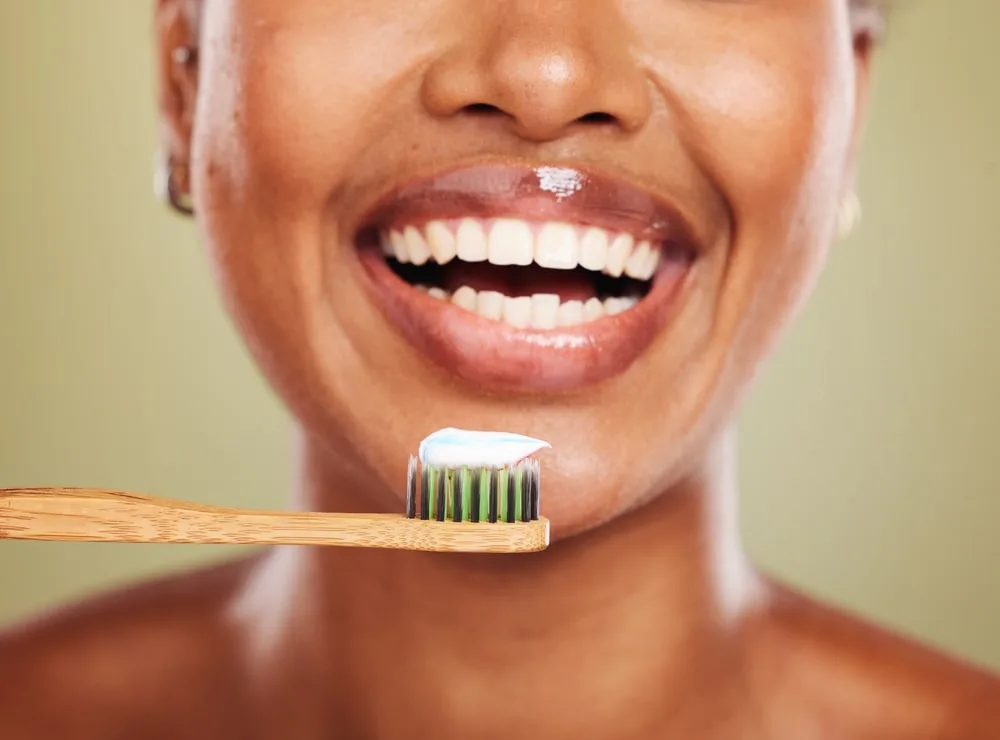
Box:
[0,488,550,554]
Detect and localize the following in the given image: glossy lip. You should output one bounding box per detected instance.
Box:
[353,164,699,393]
[359,165,701,247]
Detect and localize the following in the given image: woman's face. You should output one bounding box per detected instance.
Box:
[160,0,871,537]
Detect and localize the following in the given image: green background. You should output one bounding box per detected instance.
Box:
[2,1,998,671]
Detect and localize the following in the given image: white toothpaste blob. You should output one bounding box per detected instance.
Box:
[418,428,551,468]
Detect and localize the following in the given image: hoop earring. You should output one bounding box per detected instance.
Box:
[154,154,194,216]
[836,191,861,240]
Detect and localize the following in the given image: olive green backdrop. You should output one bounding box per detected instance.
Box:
[1,2,998,670]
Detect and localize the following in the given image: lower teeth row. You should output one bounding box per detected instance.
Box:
[416,284,639,329]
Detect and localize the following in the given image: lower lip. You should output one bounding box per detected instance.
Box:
[358,250,692,393]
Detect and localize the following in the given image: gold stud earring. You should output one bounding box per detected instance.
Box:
[154,152,194,216]
[836,191,861,240]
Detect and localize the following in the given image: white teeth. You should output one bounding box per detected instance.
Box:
[426,220,457,265]
[584,297,605,322]
[488,219,534,266]
[644,246,660,278]
[624,239,650,280]
[530,293,560,329]
[604,297,626,315]
[502,296,533,328]
[476,290,505,320]
[386,219,657,326]
[452,285,477,311]
[423,285,637,328]
[390,230,409,263]
[383,219,663,281]
[535,222,579,270]
[605,233,633,278]
[556,300,584,326]
[404,226,431,266]
[456,219,488,262]
[578,228,608,271]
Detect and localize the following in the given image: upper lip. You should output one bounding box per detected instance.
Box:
[355,161,702,255]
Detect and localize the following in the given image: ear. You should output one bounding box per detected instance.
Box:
[154,0,200,179]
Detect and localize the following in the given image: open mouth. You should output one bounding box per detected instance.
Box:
[355,165,699,391]
[368,217,683,329]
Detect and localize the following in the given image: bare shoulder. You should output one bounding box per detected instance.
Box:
[0,556,259,740]
[746,584,1000,740]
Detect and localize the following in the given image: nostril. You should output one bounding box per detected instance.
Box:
[578,111,616,125]
[463,103,505,117]
[454,103,622,138]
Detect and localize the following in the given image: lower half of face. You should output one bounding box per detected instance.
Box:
[190,0,859,538]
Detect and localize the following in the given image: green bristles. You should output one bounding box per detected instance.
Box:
[444,468,454,520]
[427,465,438,518]
[460,467,473,522]
[407,459,541,523]
[478,468,489,518]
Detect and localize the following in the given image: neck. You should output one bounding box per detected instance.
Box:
[233,433,766,740]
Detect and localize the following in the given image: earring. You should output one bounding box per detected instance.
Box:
[172,46,198,66]
[153,47,199,216]
[154,153,194,216]
[836,191,861,240]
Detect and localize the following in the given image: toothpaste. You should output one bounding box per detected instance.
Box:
[418,428,551,468]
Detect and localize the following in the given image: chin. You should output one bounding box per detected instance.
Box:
[321,392,718,542]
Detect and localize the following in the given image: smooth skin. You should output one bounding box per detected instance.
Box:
[2,1,999,738]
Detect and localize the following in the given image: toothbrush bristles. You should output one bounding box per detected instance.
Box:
[419,465,430,521]
[531,459,540,520]
[406,459,541,523]
[488,468,499,523]
[435,468,446,522]
[452,472,464,523]
[470,468,482,522]
[405,456,417,519]
[523,463,531,521]
[505,466,516,524]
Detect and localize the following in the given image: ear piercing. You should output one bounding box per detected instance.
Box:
[154,152,194,216]
[154,46,199,216]
[172,46,198,66]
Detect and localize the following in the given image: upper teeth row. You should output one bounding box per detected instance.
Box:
[380,218,660,281]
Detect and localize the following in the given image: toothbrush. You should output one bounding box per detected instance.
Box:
[0,429,551,554]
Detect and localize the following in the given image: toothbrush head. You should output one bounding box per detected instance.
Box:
[405,429,548,523]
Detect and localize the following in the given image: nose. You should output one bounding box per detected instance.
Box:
[421,2,652,142]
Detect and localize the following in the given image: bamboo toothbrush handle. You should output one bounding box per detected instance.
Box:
[0,488,549,554]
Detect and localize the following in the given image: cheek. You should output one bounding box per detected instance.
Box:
[673,32,854,244]
[667,15,855,327]
[189,6,425,372]
[698,44,853,333]
[202,33,378,213]
[194,1,448,219]
[627,11,857,453]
